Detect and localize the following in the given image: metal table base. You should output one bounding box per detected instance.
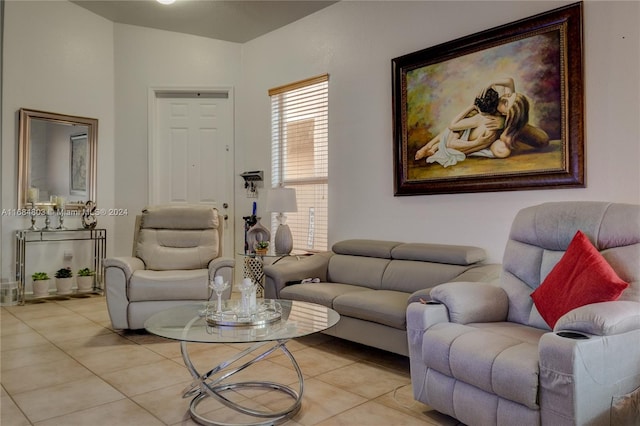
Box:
[181,339,304,426]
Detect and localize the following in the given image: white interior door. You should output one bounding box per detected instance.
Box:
[150,90,234,257]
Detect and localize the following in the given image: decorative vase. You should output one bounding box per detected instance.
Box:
[55,277,74,295]
[32,279,51,298]
[246,219,271,254]
[76,276,94,292]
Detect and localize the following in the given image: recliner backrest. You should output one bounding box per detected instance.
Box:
[501,202,640,327]
[134,205,222,271]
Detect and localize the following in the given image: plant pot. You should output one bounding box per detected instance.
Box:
[255,248,268,256]
[56,277,74,295]
[76,276,94,292]
[32,279,51,298]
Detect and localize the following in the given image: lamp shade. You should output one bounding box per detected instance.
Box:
[266,187,297,213]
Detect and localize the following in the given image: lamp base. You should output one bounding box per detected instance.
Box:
[274,224,293,255]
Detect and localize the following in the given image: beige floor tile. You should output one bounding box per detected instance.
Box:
[315,400,430,426]
[30,321,113,344]
[1,388,31,426]
[132,382,196,425]
[12,375,124,423]
[172,343,244,373]
[285,378,367,425]
[0,312,33,337]
[35,398,165,426]
[1,342,71,371]
[73,344,167,375]
[1,357,94,395]
[269,344,358,378]
[316,361,410,400]
[0,329,49,351]
[4,302,74,321]
[54,331,135,357]
[101,359,190,397]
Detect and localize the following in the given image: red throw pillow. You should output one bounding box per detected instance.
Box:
[531,230,629,328]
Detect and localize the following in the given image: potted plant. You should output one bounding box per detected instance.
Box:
[32,272,51,297]
[254,241,269,255]
[76,268,95,292]
[54,267,73,295]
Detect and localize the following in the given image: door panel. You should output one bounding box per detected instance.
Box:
[151,91,234,257]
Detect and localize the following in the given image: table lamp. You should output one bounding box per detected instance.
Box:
[266,187,297,255]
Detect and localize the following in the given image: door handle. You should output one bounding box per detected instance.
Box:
[223,215,229,220]
[223,203,229,209]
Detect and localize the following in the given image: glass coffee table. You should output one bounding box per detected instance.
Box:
[144,299,340,426]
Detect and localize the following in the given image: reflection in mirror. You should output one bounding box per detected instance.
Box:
[18,108,98,210]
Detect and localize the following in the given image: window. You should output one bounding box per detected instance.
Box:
[269,74,329,252]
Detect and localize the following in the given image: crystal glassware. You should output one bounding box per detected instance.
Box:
[209,276,229,314]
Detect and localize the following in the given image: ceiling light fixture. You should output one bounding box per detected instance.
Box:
[157,0,176,5]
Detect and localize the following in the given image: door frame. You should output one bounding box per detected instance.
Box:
[147,86,235,256]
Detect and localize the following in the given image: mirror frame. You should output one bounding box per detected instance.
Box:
[18,108,98,210]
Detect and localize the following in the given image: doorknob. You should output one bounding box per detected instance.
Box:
[223,215,229,220]
[223,203,229,209]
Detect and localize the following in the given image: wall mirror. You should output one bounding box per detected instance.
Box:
[18,108,98,210]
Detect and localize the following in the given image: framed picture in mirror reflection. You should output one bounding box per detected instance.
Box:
[70,133,88,195]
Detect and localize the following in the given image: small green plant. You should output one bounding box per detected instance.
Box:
[32,272,50,281]
[255,241,270,249]
[54,267,73,279]
[77,268,95,277]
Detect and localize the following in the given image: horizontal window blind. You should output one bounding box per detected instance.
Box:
[270,74,329,252]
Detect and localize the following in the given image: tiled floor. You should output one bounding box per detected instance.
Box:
[1,296,458,425]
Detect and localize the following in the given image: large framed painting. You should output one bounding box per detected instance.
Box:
[392,2,583,195]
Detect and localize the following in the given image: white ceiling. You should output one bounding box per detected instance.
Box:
[71,0,337,43]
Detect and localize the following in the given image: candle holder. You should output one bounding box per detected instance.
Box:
[56,208,66,230]
[44,209,53,231]
[28,202,39,231]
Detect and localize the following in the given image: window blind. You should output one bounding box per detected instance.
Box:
[270,74,329,252]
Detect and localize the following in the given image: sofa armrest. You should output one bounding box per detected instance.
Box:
[554,301,640,336]
[407,263,503,305]
[104,257,145,282]
[263,252,331,298]
[451,263,502,284]
[208,257,235,298]
[430,281,509,324]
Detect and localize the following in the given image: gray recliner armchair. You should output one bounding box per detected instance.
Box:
[407,201,640,425]
[105,205,234,330]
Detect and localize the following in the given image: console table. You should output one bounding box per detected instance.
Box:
[15,228,107,304]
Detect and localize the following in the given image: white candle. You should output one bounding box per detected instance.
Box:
[27,187,39,203]
[56,196,65,209]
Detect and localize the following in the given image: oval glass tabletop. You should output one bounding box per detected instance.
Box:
[144,299,340,344]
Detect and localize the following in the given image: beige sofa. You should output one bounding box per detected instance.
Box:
[263,239,500,356]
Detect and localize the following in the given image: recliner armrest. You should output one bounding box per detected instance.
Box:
[430,281,509,324]
[555,301,640,336]
[104,257,145,282]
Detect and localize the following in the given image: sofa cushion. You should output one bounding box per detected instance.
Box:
[280,282,367,308]
[332,239,401,258]
[327,254,389,290]
[531,230,629,328]
[381,260,470,293]
[333,290,408,329]
[423,322,544,410]
[391,243,486,266]
[129,269,209,301]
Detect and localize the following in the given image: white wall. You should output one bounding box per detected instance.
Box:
[2,0,639,285]
[112,24,241,255]
[1,0,115,284]
[239,1,640,263]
